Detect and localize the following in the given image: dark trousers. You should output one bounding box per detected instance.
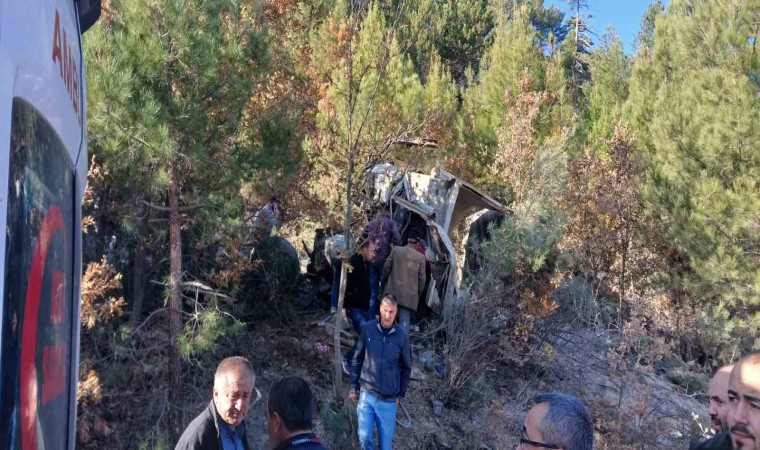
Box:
[367,260,385,318]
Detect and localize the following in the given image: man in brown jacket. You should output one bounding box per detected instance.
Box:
[382,234,426,331]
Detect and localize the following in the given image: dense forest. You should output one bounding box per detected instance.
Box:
[77,0,759,448]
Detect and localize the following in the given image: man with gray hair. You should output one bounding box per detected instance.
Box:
[517,392,593,450]
[176,356,257,450]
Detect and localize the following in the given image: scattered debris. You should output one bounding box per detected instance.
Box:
[432,399,443,417]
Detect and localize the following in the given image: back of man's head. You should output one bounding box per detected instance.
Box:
[534,392,594,450]
[267,377,314,433]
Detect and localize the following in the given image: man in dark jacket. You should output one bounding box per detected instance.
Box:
[361,204,401,318]
[348,294,412,450]
[341,240,372,374]
[175,357,256,450]
[726,352,760,450]
[266,377,329,450]
[690,365,735,450]
[690,433,733,450]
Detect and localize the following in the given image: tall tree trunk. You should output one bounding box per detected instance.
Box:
[575,5,579,45]
[334,10,358,400]
[168,157,183,442]
[618,217,631,329]
[333,261,349,398]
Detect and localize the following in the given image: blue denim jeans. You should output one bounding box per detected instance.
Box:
[347,308,369,334]
[357,390,397,450]
[367,261,385,318]
[344,308,369,363]
[330,257,342,311]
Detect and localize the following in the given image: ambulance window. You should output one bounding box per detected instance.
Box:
[0,98,74,449]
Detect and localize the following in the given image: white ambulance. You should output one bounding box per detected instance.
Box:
[0,1,101,449]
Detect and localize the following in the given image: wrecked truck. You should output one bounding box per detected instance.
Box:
[309,165,510,316]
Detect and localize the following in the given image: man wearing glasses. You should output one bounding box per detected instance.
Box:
[518,392,593,450]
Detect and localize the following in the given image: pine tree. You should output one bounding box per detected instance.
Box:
[85,0,271,439]
[626,0,760,353]
[560,0,593,106]
[529,2,569,53]
[584,30,631,149]
[633,0,664,56]
[307,0,457,395]
[434,0,494,85]
[459,5,548,188]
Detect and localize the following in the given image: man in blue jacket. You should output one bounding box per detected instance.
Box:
[348,294,412,450]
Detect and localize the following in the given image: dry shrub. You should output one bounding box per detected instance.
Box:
[202,233,256,289]
[82,156,109,234]
[81,256,125,329]
[593,299,676,449]
[610,299,672,372]
[78,255,124,448]
[77,368,113,448]
[500,288,559,366]
[437,272,559,407]
[559,123,642,326]
[590,383,671,450]
[437,293,503,406]
[492,72,552,202]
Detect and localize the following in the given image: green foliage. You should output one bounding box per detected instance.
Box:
[460,6,547,184]
[633,0,664,56]
[626,0,760,351]
[431,0,494,83]
[308,1,457,219]
[84,0,301,242]
[138,440,168,450]
[482,142,568,276]
[529,2,569,52]
[583,30,631,149]
[178,309,244,359]
[84,0,307,309]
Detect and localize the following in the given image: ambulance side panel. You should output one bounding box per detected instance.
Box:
[0,1,86,449]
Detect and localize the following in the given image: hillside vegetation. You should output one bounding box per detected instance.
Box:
[78,0,759,448]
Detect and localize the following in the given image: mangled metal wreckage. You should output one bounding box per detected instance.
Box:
[363,164,509,315]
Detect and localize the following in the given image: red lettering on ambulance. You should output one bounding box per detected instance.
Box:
[63,30,70,92]
[51,10,63,77]
[50,9,82,126]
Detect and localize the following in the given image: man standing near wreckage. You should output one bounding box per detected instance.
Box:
[348,294,412,450]
[382,232,426,332]
[176,357,256,450]
[361,204,401,318]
